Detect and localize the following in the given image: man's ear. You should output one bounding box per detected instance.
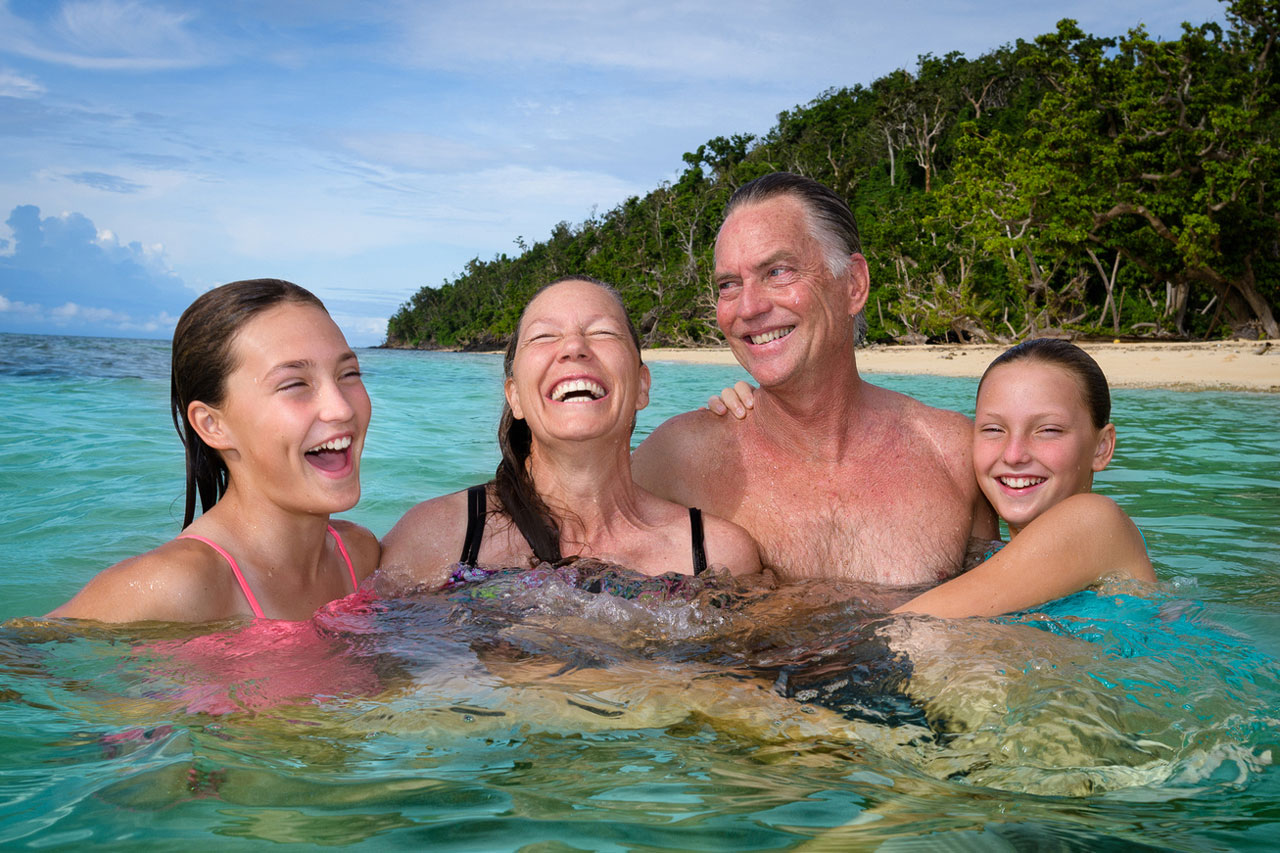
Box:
[1092,423,1117,472]
[847,253,870,315]
[188,400,234,451]
[505,377,524,420]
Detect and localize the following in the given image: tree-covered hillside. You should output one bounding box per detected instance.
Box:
[386,0,1278,349]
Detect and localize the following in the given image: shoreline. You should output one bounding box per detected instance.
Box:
[641,341,1279,393]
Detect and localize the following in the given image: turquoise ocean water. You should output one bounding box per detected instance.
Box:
[1,331,1278,849]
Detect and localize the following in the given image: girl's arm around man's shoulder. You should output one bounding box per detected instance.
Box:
[894,493,1155,619]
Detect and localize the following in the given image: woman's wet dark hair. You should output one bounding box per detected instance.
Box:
[979,338,1111,428]
[172,278,327,527]
[492,275,642,563]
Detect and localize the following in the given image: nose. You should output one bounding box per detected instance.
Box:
[318,378,357,423]
[1001,433,1031,465]
[737,279,770,321]
[557,331,591,361]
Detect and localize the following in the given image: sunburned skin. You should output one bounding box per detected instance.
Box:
[633,193,994,585]
[380,278,762,587]
[638,383,984,585]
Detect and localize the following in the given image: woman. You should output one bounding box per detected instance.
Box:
[710,339,1154,616]
[381,276,760,586]
[49,279,380,622]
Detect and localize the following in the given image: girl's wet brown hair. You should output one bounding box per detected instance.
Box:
[171,278,327,527]
[979,338,1111,428]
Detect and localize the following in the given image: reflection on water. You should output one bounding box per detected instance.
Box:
[2,561,1277,848]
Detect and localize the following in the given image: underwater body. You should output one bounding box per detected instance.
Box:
[0,332,1278,850]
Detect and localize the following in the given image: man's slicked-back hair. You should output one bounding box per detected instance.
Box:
[723,172,862,271]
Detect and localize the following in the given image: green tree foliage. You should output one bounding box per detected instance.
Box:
[386,0,1278,349]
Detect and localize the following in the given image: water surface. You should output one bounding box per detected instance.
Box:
[1,333,1277,850]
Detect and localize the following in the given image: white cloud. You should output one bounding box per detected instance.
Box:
[0,293,40,314]
[0,0,211,71]
[0,67,45,98]
[330,312,391,345]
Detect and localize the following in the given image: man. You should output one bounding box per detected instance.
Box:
[633,172,996,585]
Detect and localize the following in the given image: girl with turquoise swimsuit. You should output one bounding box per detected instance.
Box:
[712,338,1155,616]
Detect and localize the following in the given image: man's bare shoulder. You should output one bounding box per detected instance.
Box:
[873,384,973,449]
[634,409,744,504]
[639,407,742,453]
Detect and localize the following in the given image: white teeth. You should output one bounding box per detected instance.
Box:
[999,476,1045,489]
[550,378,606,402]
[748,326,794,345]
[307,436,352,453]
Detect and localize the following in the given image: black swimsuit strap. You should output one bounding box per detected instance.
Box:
[689,507,708,576]
[460,484,487,566]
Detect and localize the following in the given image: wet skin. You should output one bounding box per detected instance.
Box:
[633,197,995,585]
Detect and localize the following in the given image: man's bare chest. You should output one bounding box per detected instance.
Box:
[723,443,973,584]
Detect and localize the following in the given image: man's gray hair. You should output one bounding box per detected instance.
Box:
[722,172,868,344]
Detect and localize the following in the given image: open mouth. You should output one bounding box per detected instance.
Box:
[549,378,606,403]
[997,475,1046,490]
[747,326,794,345]
[305,435,353,472]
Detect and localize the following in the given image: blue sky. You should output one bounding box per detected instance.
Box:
[0,0,1227,345]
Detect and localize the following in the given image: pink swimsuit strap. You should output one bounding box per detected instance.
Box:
[178,524,357,619]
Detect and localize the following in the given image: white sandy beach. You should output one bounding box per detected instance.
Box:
[643,340,1280,393]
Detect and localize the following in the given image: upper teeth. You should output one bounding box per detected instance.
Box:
[999,476,1044,489]
[748,327,794,345]
[308,436,351,453]
[550,379,605,402]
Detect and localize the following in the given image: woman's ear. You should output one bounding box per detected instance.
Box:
[504,377,524,420]
[1092,423,1117,472]
[188,400,233,451]
[635,364,651,412]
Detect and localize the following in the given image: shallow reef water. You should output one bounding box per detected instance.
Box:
[1,335,1277,849]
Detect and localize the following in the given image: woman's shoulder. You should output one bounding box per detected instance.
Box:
[47,537,244,623]
[696,508,762,576]
[383,488,473,545]
[379,487,477,584]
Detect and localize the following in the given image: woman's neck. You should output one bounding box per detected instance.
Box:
[526,435,645,554]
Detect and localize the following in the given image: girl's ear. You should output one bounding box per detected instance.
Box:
[1091,423,1117,472]
[188,400,233,451]
[504,377,524,420]
[635,364,651,411]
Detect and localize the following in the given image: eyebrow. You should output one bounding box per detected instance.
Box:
[264,351,358,376]
[716,249,797,279]
[523,315,615,332]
